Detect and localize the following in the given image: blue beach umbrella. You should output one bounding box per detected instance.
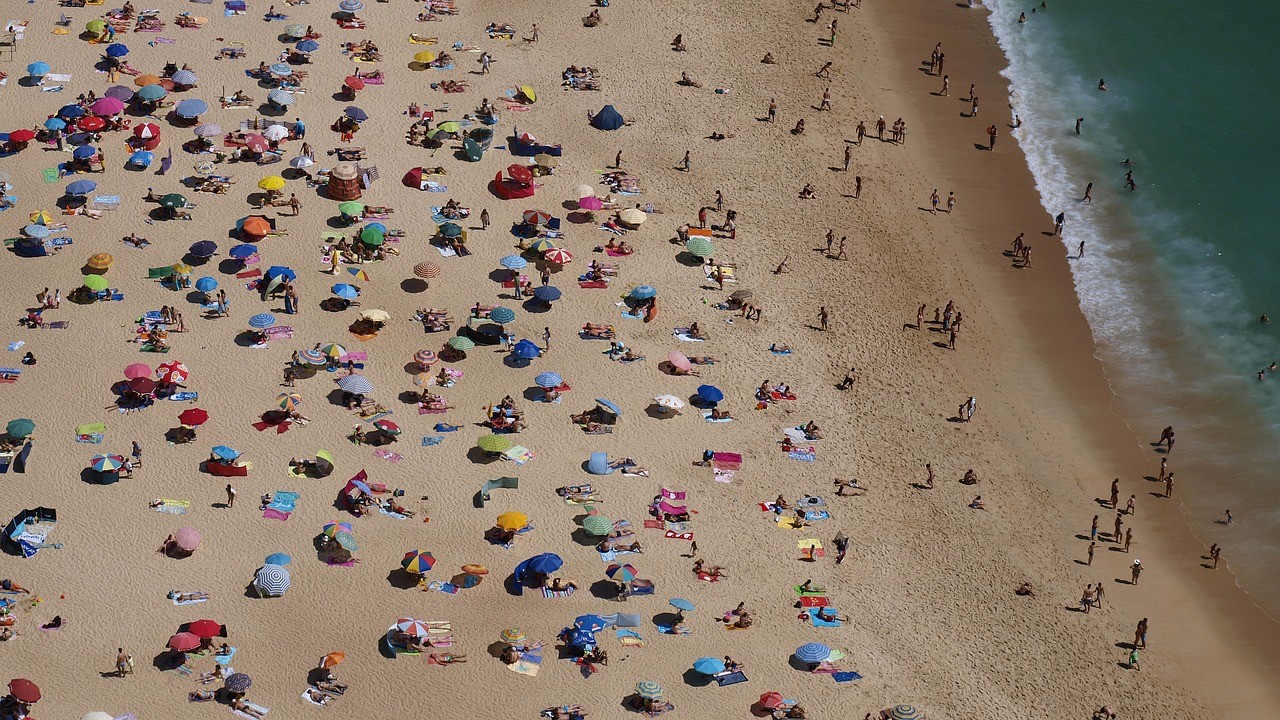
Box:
[532,286,561,302]
[566,629,595,648]
[270,63,293,77]
[189,241,217,257]
[512,339,541,359]
[331,283,359,299]
[489,306,516,324]
[65,179,97,196]
[27,62,50,78]
[574,614,606,632]
[229,243,258,260]
[631,285,657,300]
[534,372,562,388]
[795,642,830,664]
[696,385,724,403]
[265,266,297,281]
[265,552,292,566]
[58,104,85,119]
[296,39,319,52]
[525,552,563,575]
[136,84,167,101]
[72,145,97,159]
[694,657,726,675]
[668,597,695,612]
[595,398,622,416]
[499,255,527,270]
[249,313,277,329]
[105,43,129,58]
[211,445,239,460]
[194,277,218,293]
[127,150,154,167]
[174,99,209,119]
[43,118,66,131]
[171,70,197,86]
[344,106,368,122]
[339,0,364,10]
[363,221,387,235]
[23,224,50,239]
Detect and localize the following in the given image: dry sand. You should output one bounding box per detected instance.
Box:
[0,0,1276,718]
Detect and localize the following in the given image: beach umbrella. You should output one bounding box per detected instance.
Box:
[519,86,537,104]
[512,340,541,359]
[26,61,50,77]
[5,418,35,438]
[477,434,512,453]
[320,343,348,359]
[58,104,86,119]
[667,351,692,372]
[43,118,66,132]
[269,63,293,77]
[729,289,753,302]
[527,238,554,253]
[248,313,276,329]
[284,24,306,38]
[373,418,400,435]
[604,561,637,580]
[337,201,364,217]
[413,50,436,64]
[161,193,188,210]
[187,619,225,639]
[533,286,561,302]
[298,349,327,366]
[134,74,161,87]
[229,244,258,260]
[258,175,286,191]
[522,209,552,226]
[127,150,155,167]
[174,99,209,119]
[242,216,273,237]
[123,363,152,379]
[66,179,97,196]
[573,184,596,199]
[7,129,35,144]
[86,19,107,32]
[322,521,352,537]
[460,563,489,583]
[888,707,922,720]
[267,89,295,107]
[344,75,365,90]
[331,283,359,300]
[596,398,622,416]
[265,552,292,566]
[194,123,222,138]
[654,395,684,411]
[156,361,189,384]
[105,85,134,101]
[262,124,290,141]
[566,628,596,648]
[23,224,50,239]
[495,511,529,532]
[105,43,129,57]
[413,262,442,280]
[574,614,606,632]
[90,97,125,116]
[178,408,209,427]
[7,679,40,704]
[168,632,201,652]
[620,208,647,226]
[507,164,533,184]
[499,255,527,270]
[224,672,252,693]
[28,210,52,225]
[669,598,695,613]
[447,336,475,351]
[533,373,563,390]
[344,106,368,122]
[171,69,198,86]
[339,0,364,10]
[500,627,525,644]
[577,196,603,211]
[631,285,657,300]
[544,247,573,265]
[90,454,124,472]
[694,657,726,675]
[336,374,375,395]
[359,226,384,246]
[189,238,217,256]
[526,553,563,575]
[72,145,97,160]
[194,277,218,293]
[534,153,558,168]
[174,527,202,551]
[794,642,830,664]
[635,681,664,700]
[83,275,109,292]
[401,550,436,575]
[686,237,715,257]
[359,307,390,323]
[290,155,314,169]
[77,116,107,132]
[87,253,114,270]
[254,565,290,596]
[128,377,157,395]
[211,445,239,461]
[759,692,787,710]
[133,122,162,140]
[414,350,438,367]
[172,264,193,278]
[277,393,302,411]
[243,134,269,154]
[265,266,296,281]
[320,651,345,669]
[437,221,462,238]
[697,385,724,403]
[482,306,514,325]
[395,618,431,637]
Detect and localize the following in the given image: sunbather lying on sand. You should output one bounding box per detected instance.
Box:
[231,699,267,718]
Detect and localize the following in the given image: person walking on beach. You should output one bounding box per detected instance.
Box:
[876,116,886,140]
[115,648,132,677]
[715,190,724,212]
[1086,541,1096,566]
[946,191,956,213]
[1158,457,1168,482]
[1164,472,1174,498]
[987,124,997,150]
[767,98,777,123]
[916,304,926,330]
[132,440,142,467]
[816,61,832,78]
[1224,508,1233,525]
[969,95,979,116]
[843,144,852,171]
[1078,240,1085,259]
[1094,582,1106,608]
[1113,513,1123,543]
[480,208,490,230]
[854,175,862,198]
[1083,182,1093,202]
[930,189,940,214]
[966,396,976,420]
[835,236,847,260]
[1054,212,1066,236]
[1126,647,1140,671]
[948,326,957,350]
[225,483,237,508]
[825,228,835,254]
[288,193,301,216]
[1156,425,1174,450]
[1210,544,1221,569]
[678,150,691,172]
[939,74,949,96]
[1125,494,1136,515]
[1123,528,1132,553]
[819,88,832,111]
[542,326,551,352]
[1091,514,1099,541]
[856,120,866,144]
[1109,478,1119,508]
[828,17,837,45]
[1135,618,1148,648]
[818,306,829,331]
[1080,584,1094,613]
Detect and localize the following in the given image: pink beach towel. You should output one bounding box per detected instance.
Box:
[262,508,291,521]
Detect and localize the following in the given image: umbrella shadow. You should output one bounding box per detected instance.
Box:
[217,258,242,275]
[674,251,704,267]
[644,404,677,419]
[589,579,621,600]
[467,447,502,465]
[401,278,429,294]
[520,298,552,313]
[652,611,681,627]
[377,635,398,659]
[682,668,713,687]
[152,650,187,671]
[385,568,420,590]
[568,528,599,548]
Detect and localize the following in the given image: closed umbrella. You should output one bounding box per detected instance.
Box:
[178,408,209,427]
[194,277,218,293]
[495,511,529,532]
[694,657,726,675]
[168,632,201,652]
[224,672,252,693]
[174,527,202,551]
[794,642,830,664]
[414,262,441,279]
[635,681,664,700]
[248,313,276,329]
[401,550,436,575]
[336,374,375,395]
[477,434,512,453]
[500,255,527,270]
[254,564,290,596]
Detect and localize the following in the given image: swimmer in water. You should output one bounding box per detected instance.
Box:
[1098,78,1108,91]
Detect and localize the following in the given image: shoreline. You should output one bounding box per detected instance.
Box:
[867,0,1280,713]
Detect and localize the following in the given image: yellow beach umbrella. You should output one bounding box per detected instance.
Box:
[495,511,529,532]
[413,50,436,64]
[86,253,114,270]
[172,262,193,275]
[29,210,53,225]
[518,85,536,103]
[258,175,286,192]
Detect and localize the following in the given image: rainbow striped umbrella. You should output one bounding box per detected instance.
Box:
[401,550,436,575]
[322,521,353,537]
[277,393,302,411]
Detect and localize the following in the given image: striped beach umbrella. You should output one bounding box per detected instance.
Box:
[277,393,302,411]
[522,209,552,226]
[298,349,327,366]
[322,521,353,537]
[499,255,527,270]
[401,550,436,575]
[686,237,715,257]
[320,343,347,359]
[534,372,562,388]
[635,681,664,700]
[414,349,438,367]
[544,247,573,265]
[446,336,474,351]
[395,618,432,637]
[604,562,637,581]
[174,527,202,551]
[584,515,615,536]
[90,454,124,472]
[888,707,922,720]
[254,564,290,596]
[794,642,830,664]
[334,531,357,552]
[374,419,400,435]
[194,123,222,138]
[413,262,441,279]
[336,374,374,395]
[527,238,554,253]
[500,627,526,644]
[248,313,276,329]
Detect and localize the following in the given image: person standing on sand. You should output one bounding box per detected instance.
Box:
[1091,514,1099,541]
[614,150,623,168]
[876,116,886,140]
[925,463,935,488]
[767,98,777,123]
[288,193,301,216]
[116,648,132,677]
[132,441,143,467]
[1125,494,1136,515]
[948,326,957,350]
[679,150,691,172]
[1127,647,1140,671]
[916,304,926,330]
[987,124,997,150]
[1224,509,1233,525]
[967,396,976,420]
[1086,541,1095,566]
[835,236,847,260]
[715,190,724,212]
[1080,584,1093,613]
[940,74,949,96]
[958,401,969,422]
[856,120,866,144]
[1164,472,1174,498]
[1156,425,1174,450]
[854,175,862,198]
[1123,528,1132,553]
[226,483,236,508]
[825,228,835,254]
[1131,559,1142,585]
[1158,457,1168,482]
[480,208,490,230]
[819,88,832,111]
[542,326,551,352]
[1095,582,1106,608]
[1109,478,1119,508]
[818,306,829,331]
[1054,212,1066,235]
[843,144,852,172]
[1113,513,1123,542]
[1135,618,1148,648]
[970,95,979,116]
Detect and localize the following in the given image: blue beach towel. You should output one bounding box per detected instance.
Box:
[265,491,299,513]
[832,671,862,683]
[808,608,842,627]
[422,436,445,446]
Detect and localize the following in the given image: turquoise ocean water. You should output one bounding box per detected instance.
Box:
[984,0,1280,614]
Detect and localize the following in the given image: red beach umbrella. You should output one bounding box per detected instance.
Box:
[8,129,35,143]
[522,209,551,226]
[343,76,365,90]
[243,134,269,153]
[77,116,106,132]
[7,679,40,703]
[133,122,162,139]
[187,619,225,638]
[544,247,573,265]
[506,164,532,184]
[156,361,189,384]
[128,377,157,394]
[759,692,786,710]
[174,526,202,551]
[413,262,441,279]
[123,362,152,379]
[168,631,201,652]
[178,408,209,427]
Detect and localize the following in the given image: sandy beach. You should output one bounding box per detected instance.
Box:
[0,0,1277,718]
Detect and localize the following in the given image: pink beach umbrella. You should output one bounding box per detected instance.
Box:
[90,97,125,116]
[667,351,691,372]
[577,196,603,211]
[123,362,152,380]
[174,526,202,552]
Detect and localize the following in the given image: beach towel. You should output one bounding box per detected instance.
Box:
[215,647,237,664]
[171,595,208,606]
[655,624,690,635]
[664,530,694,541]
[777,516,803,529]
[301,690,332,707]
[597,548,639,562]
[832,671,862,683]
[504,445,534,465]
[153,499,191,515]
[378,507,408,519]
[803,510,830,521]
[231,701,269,719]
[808,608,842,627]
[421,436,445,446]
[770,348,793,355]
[541,586,574,598]
[714,671,748,686]
[788,450,817,462]
[799,595,829,608]
[580,280,609,289]
[702,412,733,423]
[672,328,704,342]
[263,490,298,520]
[236,269,261,279]
[169,391,199,401]
[374,448,404,462]
[5,341,22,351]
[425,580,459,594]
[510,649,542,675]
[76,433,104,444]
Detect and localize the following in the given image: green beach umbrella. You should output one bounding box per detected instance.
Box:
[477,434,512,453]
[86,19,107,33]
[582,515,614,536]
[436,121,462,134]
[438,222,462,238]
[686,237,715,258]
[159,193,187,209]
[5,418,35,438]
[337,201,364,217]
[446,336,474,351]
[359,226,384,246]
[83,275,109,292]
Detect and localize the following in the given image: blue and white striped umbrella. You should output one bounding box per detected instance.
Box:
[794,642,830,664]
[270,63,293,77]
[631,285,657,300]
[248,313,277,329]
[339,0,364,11]
[254,564,291,596]
[171,69,197,85]
[194,277,218,293]
[489,306,516,324]
[534,372,562,388]
[336,374,374,395]
[499,255,527,270]
[267,89,295,106]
